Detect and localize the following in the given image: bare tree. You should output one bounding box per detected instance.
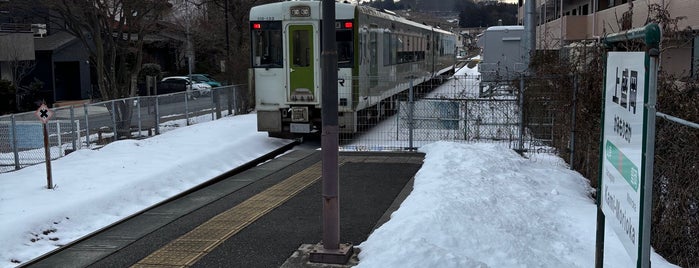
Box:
[41,0,170,137]
[0,33,36,110]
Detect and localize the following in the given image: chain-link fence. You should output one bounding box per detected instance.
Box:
[651,112,699,267]
[0,84,250,173]
[338,74,563,152]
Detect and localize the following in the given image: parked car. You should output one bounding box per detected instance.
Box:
[187,74,222,87]
[160,76,212,97]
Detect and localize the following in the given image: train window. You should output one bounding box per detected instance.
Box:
[383,34,390,66]
[292,29,311,67]
[251,21,282,68]
[337,29,353,67]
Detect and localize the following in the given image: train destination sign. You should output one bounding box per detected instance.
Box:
[600,51,654,267]
[290,6,311,17]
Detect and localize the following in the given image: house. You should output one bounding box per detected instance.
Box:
[32,30,93,104]
[0,2,188,111]
[518,0,699,76]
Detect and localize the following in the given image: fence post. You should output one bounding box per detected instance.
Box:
[214,88,221,119]
[56,119,63,157]
[227,86,234,115]
[408,78,415,150]
[111,100,117,141]
[518,75,525,152]
[137,97,142,137]
[155,96,160,135]
[463,100,469,140]
[232,86,238,115]
[11,114,20,170]
[70,106,77,152]
[84,103,90,148]
[570,74,578,170]
[184,92,190,125]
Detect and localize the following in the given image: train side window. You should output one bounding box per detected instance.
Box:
[337,29,353,67]
[251,21,282,68]
[383,33,391,66]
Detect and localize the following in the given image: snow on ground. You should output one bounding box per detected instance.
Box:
[0,114,292,267]
[0,62,680,267]
[355,141,677,268]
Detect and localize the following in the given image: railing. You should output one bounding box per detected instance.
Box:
[0,23,32,32]
[338,74,558,153]
[0,84,250,173]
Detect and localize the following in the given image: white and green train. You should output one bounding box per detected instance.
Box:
[250,0,457,137]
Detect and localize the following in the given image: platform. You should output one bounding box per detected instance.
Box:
[24,148,424,268]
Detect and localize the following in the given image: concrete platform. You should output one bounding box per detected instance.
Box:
[24,147,424,268]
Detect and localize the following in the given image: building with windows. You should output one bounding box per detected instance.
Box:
[518,0,699,76]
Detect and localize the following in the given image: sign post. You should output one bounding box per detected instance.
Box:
[596,23,660,268]
[35,103,54,189]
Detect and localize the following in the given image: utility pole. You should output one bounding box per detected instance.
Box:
[308,0,353,264]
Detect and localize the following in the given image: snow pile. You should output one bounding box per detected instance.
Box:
[356,141,677,268]
[0,114,291,267]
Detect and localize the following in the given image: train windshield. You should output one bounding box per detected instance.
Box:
[251,21,283,68]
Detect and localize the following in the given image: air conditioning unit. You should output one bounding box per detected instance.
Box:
[32,24,47,38]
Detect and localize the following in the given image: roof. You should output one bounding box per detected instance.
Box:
[33,31,78,51]
[485,25,524,32]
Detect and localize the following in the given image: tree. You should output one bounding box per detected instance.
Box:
[459,1,517,28]
[38,0,170,137]
[0,34,36,111]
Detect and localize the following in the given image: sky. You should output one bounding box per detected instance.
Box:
[0,64,680,268]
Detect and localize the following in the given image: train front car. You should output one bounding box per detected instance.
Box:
[250,1,356,138]
[250,1,456,138]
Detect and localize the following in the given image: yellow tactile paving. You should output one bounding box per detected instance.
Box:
[131,159,347,267]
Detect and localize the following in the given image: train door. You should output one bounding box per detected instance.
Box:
[287,24,316,102]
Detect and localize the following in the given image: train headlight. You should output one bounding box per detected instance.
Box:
[290,107,309,122]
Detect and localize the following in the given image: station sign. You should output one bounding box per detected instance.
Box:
[600,50,655,267]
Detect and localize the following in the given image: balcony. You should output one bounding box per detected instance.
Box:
[0,23,32,33]
[0,24,36,61]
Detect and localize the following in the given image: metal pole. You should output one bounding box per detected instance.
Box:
[518,75,525,152]
[525,0,537,72]
[639,47,660,268]
[184,92,190,125]
[464,100,468,140]
[111,100,117,141]
[570,75,577,169]
[321,0,340,251]
[84,103,90,148]
[11,114,20,170]
[70,106,77,152]
[155,96,160,135]
[137,97,142,137]
[228,86,235,115]
[43,122,53,189]
[234,86,243,114]
[213,89,219,120]
[57,118,63,157]
[594,194,605,268]
[408,79,415,150]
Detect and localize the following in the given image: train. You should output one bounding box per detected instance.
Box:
[249,0,457,137]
